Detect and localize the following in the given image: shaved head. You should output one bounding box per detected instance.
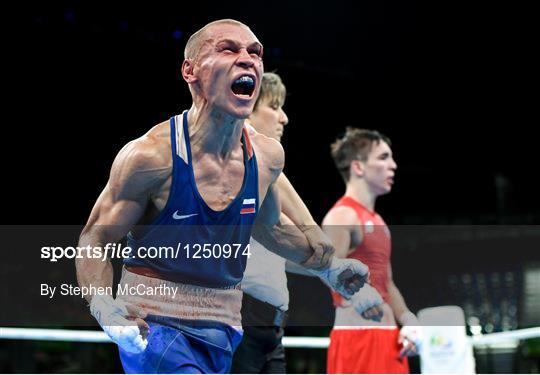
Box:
[184,19,252,60]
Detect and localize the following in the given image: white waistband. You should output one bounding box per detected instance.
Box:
[333,325,398,330]
[116,268,243,327]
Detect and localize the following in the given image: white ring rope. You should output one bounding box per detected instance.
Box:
[1,327,111,343]
[1,326,539,349]
[470,326,540,345]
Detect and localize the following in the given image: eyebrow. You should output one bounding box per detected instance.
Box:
[217,39,263,51]
[247,41,263,50]
[217,39,238,46]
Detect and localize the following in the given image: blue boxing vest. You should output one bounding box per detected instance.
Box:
[124,111,259,288]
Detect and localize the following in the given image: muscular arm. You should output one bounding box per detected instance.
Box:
[276,172,335,272]
[252,182,314,263]
[276,172,316,227]
[388,263,422,356]
[250,136,366,296]
[76,137,169,304]
[253,183,368,295]
[387,264,411,321]
[322,206,362,259]
[250,137,316,264]
[323,206,384,320]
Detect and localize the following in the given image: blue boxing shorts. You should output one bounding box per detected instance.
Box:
[119,315,243,374]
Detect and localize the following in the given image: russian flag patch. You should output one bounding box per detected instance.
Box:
[241,198,256,214]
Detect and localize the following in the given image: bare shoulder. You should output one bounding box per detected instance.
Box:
[323,205,361,226]
[109,121,172,199]
[250,130,285,172]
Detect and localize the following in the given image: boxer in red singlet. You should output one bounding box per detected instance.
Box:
[323,128,422,374]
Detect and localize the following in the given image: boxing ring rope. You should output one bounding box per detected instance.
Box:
[2,326,540,349]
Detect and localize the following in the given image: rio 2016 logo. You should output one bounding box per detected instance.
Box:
[429,334,454,355]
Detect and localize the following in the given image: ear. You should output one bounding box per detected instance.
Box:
[181,59,197,84]
[350,160,364,178]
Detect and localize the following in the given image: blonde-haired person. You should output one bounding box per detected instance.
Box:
[231,72,290,373]
[232,74,382,373]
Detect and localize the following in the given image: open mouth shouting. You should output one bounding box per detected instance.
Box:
[231,74,256,99]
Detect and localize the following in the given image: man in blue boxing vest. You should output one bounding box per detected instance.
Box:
[76,19,371,374]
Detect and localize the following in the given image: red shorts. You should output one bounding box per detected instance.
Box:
[327,328,409,374]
